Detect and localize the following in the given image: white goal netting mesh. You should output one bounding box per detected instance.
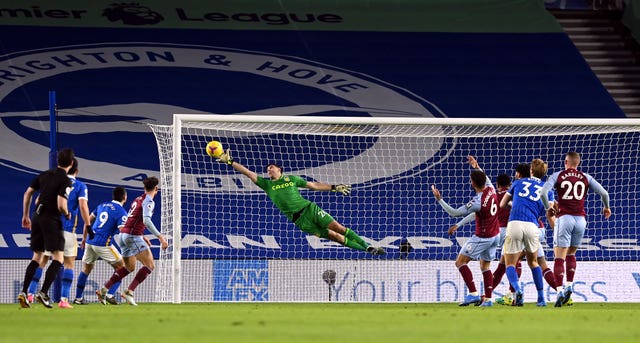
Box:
[148,116,640,303]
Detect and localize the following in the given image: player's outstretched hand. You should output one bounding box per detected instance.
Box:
[448,224,459,236]
[430,184,442,201]
[332,184,351,195]
[467,155,480,169]
[159,235,169,250]
[603,207,611,219]
[217,149,234,165]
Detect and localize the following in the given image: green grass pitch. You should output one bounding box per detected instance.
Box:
[2,302,639,343]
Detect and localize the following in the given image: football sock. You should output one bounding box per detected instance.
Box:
[343,237,366,251]
[554,258,565,290]
[543,267,556,290]
[108,281,122,296]
[345,228,368,249]
[41,260,63,294]
[513,261,522,293]
[105,266,130,289]
[128,266,153,292]
[28,267,43,295]
[492,263,505,288]
[52,266,64,302]
[21,260,40,294]
[482,269,493,299]
[532,266,544,301]
[505,265,521,293]
[75,271,88,299]
[458,265,476,293]
[61,268,74,300]
[565,255,577,282]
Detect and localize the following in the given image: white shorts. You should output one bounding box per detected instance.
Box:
[82,244,123,265]
[44,231,78,257]
[503,220,540,254]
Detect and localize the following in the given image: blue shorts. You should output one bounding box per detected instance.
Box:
[459,234,500,262]
[535,227,545,258]
[498,227,507,247]
[119,233,150,258]
[553,215,587,248]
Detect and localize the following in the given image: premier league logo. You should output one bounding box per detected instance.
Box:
[102,2,164,25]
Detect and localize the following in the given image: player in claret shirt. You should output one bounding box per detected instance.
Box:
[541,152,611,307]
[431,156,500,307]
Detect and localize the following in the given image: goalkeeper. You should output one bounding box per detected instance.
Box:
[218,150,385,255]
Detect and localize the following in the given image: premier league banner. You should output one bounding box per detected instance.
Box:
[0,1,628,260]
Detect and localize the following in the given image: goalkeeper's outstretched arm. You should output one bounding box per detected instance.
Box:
[306,181,332,191]
[306,182,352,195]
[218,149,258,183]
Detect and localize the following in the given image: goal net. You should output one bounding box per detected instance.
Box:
[148,115,640,303]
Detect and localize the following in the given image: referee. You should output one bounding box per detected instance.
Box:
[18,148,74,308]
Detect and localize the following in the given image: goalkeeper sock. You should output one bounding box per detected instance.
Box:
[345,228,368,249]
[343,237,366,251]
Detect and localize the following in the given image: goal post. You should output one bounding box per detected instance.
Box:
[148,115,640,304]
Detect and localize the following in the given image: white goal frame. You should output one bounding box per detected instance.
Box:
[157,115,640,303]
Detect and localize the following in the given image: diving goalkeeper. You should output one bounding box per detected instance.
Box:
[217,150,385,255]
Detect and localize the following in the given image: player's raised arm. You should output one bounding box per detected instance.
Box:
[468,155,492,188]
[431,184,476,217]
[468,155,480,170]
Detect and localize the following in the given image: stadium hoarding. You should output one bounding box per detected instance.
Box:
[1,259,637,303]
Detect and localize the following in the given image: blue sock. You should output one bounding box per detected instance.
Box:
[28,267,42,295]
[506,266,521,293]
[532,266,544,301]
[108,281,122,296]
[61,268,74,301]
[76,271,88,299]
[52,267,64,302]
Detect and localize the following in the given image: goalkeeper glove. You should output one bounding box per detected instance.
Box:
[331,184,351,195]
[217,149,234,165]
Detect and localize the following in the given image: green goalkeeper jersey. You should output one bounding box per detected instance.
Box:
[255,175,311,220]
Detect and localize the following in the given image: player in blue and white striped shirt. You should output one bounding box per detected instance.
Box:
[73,186,128,305]
[499,159,550,307]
